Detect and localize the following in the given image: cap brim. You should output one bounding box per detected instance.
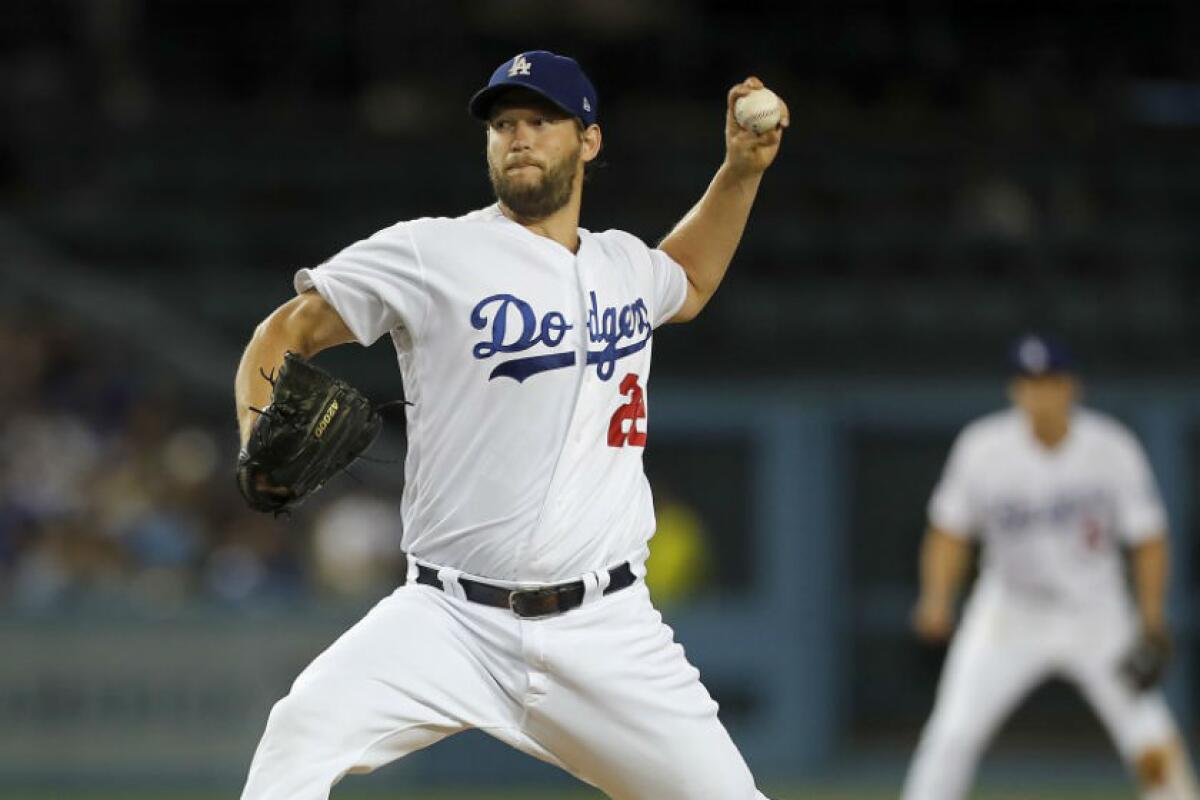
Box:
[468,81,579,121]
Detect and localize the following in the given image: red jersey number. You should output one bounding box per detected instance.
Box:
[608,373,647,448]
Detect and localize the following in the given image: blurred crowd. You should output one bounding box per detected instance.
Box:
[0,312,407,615]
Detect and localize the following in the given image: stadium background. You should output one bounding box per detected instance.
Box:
[2,1,1200,797]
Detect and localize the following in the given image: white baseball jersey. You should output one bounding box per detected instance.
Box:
[295,204,688,583]
[245,206,772,800]
[928,407,1166,606]
[903,407,1184,800]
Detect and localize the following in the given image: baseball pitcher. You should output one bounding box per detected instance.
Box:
[233,51,787,799]
[902,335,1199,800]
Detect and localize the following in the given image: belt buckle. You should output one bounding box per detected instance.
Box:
[509,587,560,619]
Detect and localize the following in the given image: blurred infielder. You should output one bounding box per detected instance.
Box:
[903,335,1199,800]
[233,51,787,799]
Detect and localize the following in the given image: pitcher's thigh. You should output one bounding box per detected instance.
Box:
[243,586,518,799]
[531,669,758,799]
[528,590,763,800]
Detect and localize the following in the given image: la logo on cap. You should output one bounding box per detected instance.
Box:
[508,54,532,77]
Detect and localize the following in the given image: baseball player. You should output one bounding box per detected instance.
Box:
[233,51,788,799]
[902,335,1199,800]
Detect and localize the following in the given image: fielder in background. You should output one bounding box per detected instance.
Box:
[902,335,1199,800]
[234,51,787,799]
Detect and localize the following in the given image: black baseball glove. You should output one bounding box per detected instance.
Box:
[1119,629,1171,693]
[237,352,382,513]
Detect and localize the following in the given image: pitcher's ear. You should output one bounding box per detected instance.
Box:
[581,124,602,163]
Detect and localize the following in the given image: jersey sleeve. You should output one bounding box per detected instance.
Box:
[928,429,979,538]
[1111,432,1168,544]
[294,222,427,347]
[647,248,688,328]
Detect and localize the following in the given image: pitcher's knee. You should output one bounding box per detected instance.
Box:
[607,739,758,800]
[242,686,357,800]
[640,768,758,800]
[680,748,759,799]
[260,685,342,755]
[921,719,986,766]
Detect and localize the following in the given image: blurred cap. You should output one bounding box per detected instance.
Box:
[1009,334,1076,377]
[469,51,598,126]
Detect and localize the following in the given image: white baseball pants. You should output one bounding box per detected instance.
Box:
[903,578,1179,800]
[241,563,769,799]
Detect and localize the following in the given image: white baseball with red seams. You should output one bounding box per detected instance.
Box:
[734,87,782,134]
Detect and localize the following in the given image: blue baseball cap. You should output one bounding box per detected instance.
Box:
[1009,334,1076,377]
[469,51,598,126]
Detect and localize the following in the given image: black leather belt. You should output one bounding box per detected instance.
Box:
[415,562,636,619]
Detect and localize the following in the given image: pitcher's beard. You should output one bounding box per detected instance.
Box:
[489,151,579,221]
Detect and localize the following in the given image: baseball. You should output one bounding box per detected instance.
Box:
[734,87,782,134]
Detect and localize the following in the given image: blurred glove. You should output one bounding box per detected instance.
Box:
[1119,629,1171,693]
